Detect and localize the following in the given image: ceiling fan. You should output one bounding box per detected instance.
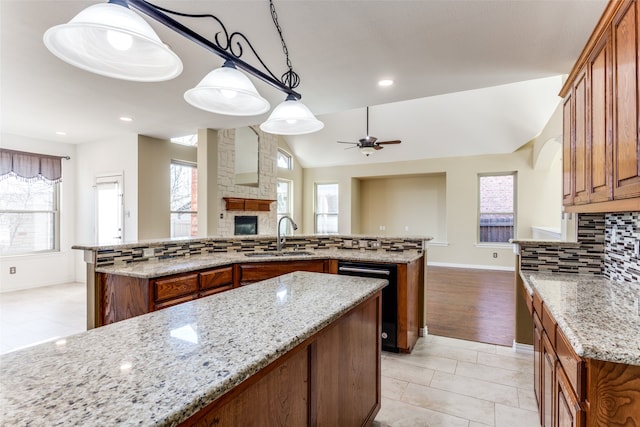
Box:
[337,106,401,156]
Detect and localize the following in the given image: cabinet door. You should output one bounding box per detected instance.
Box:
[574,69,589,205]
[612,0,640,199]
[556,364,584,427]
[563,94,574,206]
[588,33,614,203]
[533,311,543,414]
[542,332,557,427]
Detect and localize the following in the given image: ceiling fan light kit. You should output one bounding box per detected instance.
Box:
[43,0,323,135]
[337,106,402,156]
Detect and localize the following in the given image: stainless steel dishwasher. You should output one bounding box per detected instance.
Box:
[337,261,398,352]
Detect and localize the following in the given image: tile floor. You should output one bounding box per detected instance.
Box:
[374,335,540,427]
[0,283,540,427]
[0,282,87,354]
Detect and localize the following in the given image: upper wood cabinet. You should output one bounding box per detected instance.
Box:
[612,0,640,200]
[561,0,640,212]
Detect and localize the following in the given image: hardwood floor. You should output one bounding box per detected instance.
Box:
[426,266,515,347]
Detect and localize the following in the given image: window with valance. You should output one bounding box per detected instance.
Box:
[0,149,66,256]
[0,149,65,183]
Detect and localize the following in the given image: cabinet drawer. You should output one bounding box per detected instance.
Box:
[556,328,585,400]
[154,274,198,302]
[238,260,326,285]
[541,303,557,347]
[200,267,233,291]
[154,293,198,310]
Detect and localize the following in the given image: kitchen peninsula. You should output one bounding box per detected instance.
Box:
[1,272,387,426]
[74,234,429,353]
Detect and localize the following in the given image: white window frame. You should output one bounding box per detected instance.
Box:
[477,172,517,245]
[277,179,293,234]
[0,177,60,256]
[314,183,339,234]
[277,148,292,170]
[170,160,198,238]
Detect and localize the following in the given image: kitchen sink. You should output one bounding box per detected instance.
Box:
[244,251,313,257]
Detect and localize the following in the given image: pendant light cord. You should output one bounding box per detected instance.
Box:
[270,0,300,90]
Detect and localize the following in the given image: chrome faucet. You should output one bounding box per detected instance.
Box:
[277,215,298,252]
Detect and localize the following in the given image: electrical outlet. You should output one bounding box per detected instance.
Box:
[143,248,154,257]
[9,266,16,274]
[371,241,381,248]
[493,252,498,259]
[635,239,640,258]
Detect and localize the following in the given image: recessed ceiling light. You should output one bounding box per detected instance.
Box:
[120,116,133,122]
[55,131,67,136]
[378,79,394,87]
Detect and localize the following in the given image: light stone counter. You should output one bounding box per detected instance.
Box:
[0,272,387,426]
[520,271,640,365]
[95,248,424,279]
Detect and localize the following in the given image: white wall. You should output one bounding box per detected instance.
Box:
[0,134,77,292]
[303,144,562,269]
[75,134,139,280]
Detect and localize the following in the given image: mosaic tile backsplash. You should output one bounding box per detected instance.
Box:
[604,212,640,282]
[93,236,426,268]
[520,211,639,283]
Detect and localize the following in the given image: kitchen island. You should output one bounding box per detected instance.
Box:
[0,272,387,426]
[74,234,428,353]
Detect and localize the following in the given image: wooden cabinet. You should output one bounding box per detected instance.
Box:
[532,290,585,427]
[181,290,382,427]
[199,266,233,297]
[235,259,329,286]
[96,264,234,325]
[557,363,584,427]
[152,273,198,310]
[541,332,557,427]
[561,0,640,212]
[612,0,640,200]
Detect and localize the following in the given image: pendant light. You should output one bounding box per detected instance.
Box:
[43,0,182,82]
[260,95,324,135]
[184,61,270,116]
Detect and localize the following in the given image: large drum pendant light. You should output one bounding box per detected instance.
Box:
[43,0,182,82]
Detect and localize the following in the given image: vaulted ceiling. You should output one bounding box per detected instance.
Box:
[0,0,607,167]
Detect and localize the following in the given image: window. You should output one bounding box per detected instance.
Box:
[0,176,59,255]
[170,161,198,238]
[315,183,339,234]
[277,179,293,234]
[277,149,292,170]
[478,173,516,243]
[171,134,198,147]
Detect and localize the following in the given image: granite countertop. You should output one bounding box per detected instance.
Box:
[95,248,424,279]
[0,272,387,426]
[520,271,640,365]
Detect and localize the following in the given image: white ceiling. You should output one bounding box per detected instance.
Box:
[0,0,607,168]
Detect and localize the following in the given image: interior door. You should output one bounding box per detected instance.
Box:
[95,174,123,245]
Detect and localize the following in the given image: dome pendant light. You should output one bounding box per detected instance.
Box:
[183,60,270,116]
[43,0,182,82]
[260,94,324,135]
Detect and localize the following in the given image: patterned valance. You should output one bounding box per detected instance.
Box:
[0,149,67,183]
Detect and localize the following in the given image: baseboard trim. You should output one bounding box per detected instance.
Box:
[513,340,534,354]
[427,261,515,272]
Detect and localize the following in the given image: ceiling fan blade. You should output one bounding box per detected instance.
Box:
[374,145,384,150]
[376,140,401,145]
[345,145,358,150]
[337,141,357,145]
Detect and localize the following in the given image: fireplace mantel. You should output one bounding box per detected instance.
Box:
[223,197,276,212]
